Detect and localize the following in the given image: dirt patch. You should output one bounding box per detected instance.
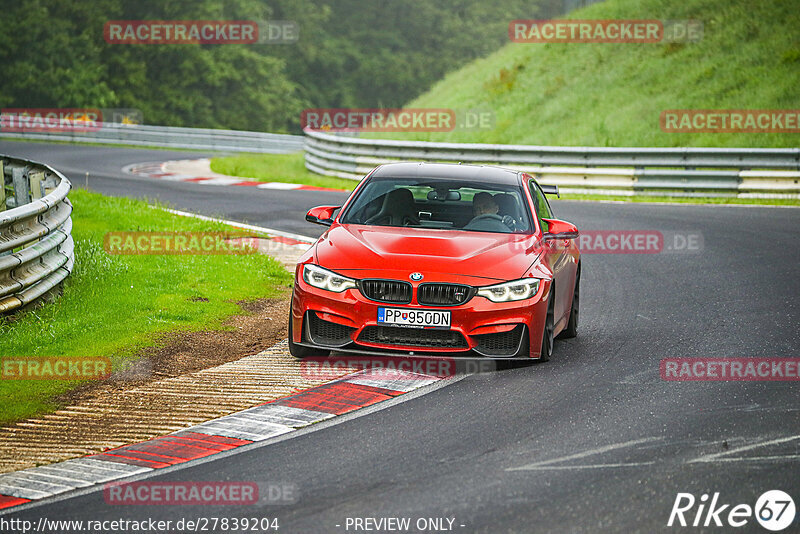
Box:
[0,289,341,474]
[53,292,290,408]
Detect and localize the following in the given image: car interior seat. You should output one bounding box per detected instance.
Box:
[365,188,420,226]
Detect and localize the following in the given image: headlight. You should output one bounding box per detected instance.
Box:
[477,278,540,302]
[302,264,356,293]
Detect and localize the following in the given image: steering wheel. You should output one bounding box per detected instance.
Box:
[465,213,517,232]
[471,214,503,223]
[365,213,419,226]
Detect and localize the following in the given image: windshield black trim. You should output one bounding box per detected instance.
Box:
[339,175,535,235]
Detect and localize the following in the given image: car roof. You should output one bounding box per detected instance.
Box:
[369,162,522,186]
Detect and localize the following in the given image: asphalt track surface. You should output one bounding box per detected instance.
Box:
[2,140,799,533]
[0,141,343,239]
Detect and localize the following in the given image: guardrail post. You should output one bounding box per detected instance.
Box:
[29,170,44,200]
[0,160,6,260]
[12,167,31,206]
[0,160,5,212]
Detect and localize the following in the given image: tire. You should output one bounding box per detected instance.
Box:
[288,311,330,359]
[539,291,555,362]
[557,266,580,340]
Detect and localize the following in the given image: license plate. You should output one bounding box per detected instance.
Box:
[377,308,451,329]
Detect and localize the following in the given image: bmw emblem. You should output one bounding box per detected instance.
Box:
[410,272,424,282]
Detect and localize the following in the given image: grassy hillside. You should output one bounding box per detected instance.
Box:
[391,0,800,148]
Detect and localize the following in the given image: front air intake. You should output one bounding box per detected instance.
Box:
[417,283,474,306]
[358,279,413,304]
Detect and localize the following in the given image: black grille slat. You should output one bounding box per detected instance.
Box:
[417,283,474,306]
[359,279,412,303]
[358,326,468,349]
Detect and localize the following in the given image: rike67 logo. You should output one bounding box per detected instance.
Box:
[668,490,796,531]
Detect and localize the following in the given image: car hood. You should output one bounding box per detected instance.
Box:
[314,224,541,283]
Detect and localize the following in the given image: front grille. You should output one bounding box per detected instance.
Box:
[359,279,412,304]
[417,283,474,306]
[473,325,524,356]
[307,312,355,347]
[358,326,468,349]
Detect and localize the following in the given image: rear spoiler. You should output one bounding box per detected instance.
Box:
[540,184,560,198]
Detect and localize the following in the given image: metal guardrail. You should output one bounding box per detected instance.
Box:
[303,129,800,198]
[0,156,74,314]
[0,122,304,154]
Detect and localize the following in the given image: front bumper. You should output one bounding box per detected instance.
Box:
[291,270,550,359]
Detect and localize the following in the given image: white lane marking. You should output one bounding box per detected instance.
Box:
[257,182,303,190]
[154,174,196,181]
[190,177,244,186]
[510,462,657,471]
[156,206,316,243]
[689,434,800,463]
[703,455,800,463]
[507,437,660,471]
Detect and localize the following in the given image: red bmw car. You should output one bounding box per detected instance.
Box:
[290,162,580,360]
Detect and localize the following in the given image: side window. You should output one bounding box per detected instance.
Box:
[528,180,553,232]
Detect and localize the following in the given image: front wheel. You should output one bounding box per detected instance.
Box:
[539,292,555,361]
[557,266,580,339]
[288,312,330,359]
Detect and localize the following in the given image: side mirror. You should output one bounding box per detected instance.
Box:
[305,205,340,226]
[540,185,560,198]
[542,218,579,240]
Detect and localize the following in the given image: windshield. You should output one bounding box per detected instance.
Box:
[340,177,532,234]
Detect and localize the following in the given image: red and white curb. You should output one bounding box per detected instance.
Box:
[0,363,441,511]
[123,159,347,193]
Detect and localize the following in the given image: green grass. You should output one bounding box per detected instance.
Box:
[374,0,800,148]
[0,189,293,424]
[210,152,358,191]
[556,193,800,206]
